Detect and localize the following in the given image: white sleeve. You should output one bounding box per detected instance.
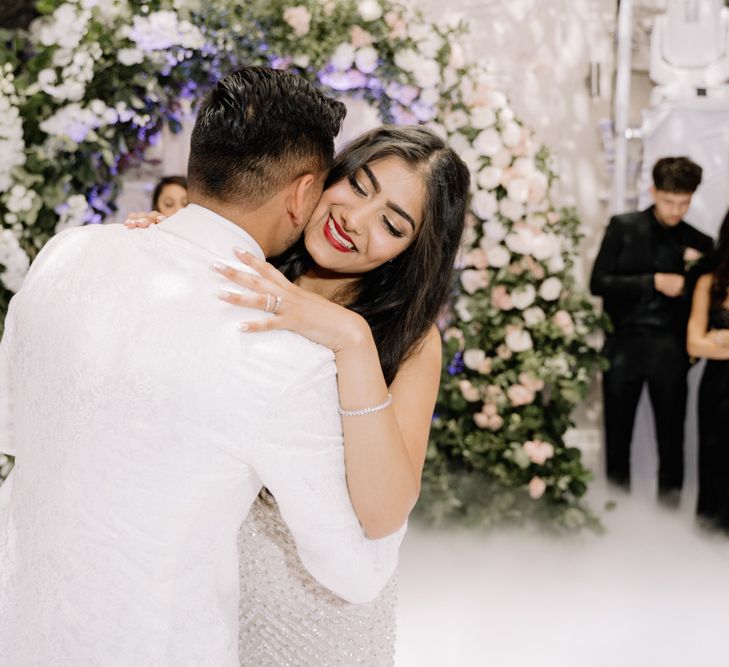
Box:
[253,359,405,604]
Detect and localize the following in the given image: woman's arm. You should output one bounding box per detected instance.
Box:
[687,273,729,360]
[215,252,440,539]
[334,324,440,539]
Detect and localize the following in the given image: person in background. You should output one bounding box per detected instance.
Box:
[151,175,188,217]
[687,212,729,533]
[590,156,713,506]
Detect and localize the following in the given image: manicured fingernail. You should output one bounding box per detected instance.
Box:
[239,323,250,331]
[211,262,229,272]
[216,290,232,300]
[234,247,250,258]
[156,214,166,221]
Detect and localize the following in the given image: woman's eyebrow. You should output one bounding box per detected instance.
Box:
[362,164,416,232]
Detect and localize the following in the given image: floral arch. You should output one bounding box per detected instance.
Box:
[0,0,607,528]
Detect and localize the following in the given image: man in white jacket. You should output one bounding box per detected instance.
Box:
[0,67,403,666]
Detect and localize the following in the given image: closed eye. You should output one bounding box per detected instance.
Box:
[383,216,404,238]
[348,175,367,197]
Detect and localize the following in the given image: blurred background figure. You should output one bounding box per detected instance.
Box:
[687,212,729,533]
[151,176,188,217]
[591,157,713,506]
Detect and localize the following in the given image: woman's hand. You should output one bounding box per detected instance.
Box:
[215,249,369,353]
[123,211,166,228]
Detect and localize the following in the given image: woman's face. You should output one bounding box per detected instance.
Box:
[155,183,188,217]
[303,156,426,274]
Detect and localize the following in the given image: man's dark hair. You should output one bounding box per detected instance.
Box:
[652,156,702,193]
[188,67,346,208]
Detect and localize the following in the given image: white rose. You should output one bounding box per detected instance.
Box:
[505,328,533,352]
[418,87,440,106]
[510,284,536,310]
[548,254,565,273]
[37,68,57,87]
[471,190,498,220]
[482,219,508,241]
[118,48,144,66]
[506,177,529,204]
[447,132,470,155]
[393,48,419,73]
[358,0,383,21]
[460,269,489,295]
[492,147,513,168]
[488,90,507,108]
[504,228,534,255]
[523,306,546,327]
[501,121,522,148]
[413,59,440,89]
[455,295,473,322]
[449,42,466,69]
[486,244,510,268]
[355,46,378,74]
[293,54,310,68]
[470,106,496,130]
[539,277,562,301]
[531,232,559,261]
[283,6,311,37]
[473,128,502,157]
[444,109,469,133]
[512,157,535,177]
[463,348,486,370]
[499,198,525,222]
[477,166,502,191]
[331,43,356,70]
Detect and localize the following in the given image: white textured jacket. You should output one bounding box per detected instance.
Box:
[0,205,403,666]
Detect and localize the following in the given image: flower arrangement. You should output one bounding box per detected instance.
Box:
[0,0,607,530]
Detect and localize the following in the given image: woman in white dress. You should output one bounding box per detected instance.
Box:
[127,125,470,666]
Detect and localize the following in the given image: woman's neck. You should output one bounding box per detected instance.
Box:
[296,267,359,306]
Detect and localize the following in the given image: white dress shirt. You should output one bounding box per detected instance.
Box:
[0,204,404,666]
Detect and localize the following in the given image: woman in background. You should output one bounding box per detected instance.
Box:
[687,213,729,533]
[151,175,188,217]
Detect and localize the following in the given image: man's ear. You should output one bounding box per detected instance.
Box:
[287,173,318,227]
[649,185,657,201]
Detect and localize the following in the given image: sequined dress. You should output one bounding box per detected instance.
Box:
[696,306,729,531]
[238,492,398,666]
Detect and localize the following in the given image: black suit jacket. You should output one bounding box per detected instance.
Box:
[590,206,714,336]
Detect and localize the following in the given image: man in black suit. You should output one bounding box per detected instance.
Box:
[591,156,714,505]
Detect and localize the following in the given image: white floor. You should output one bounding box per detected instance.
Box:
[395,480,729,667]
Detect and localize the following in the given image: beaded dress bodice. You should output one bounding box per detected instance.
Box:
[238,492,398,666]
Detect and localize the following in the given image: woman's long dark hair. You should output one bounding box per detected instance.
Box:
[273,125,470,384]
[710,211,729,307]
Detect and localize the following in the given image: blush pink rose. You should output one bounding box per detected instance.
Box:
[496,344,512,360]
[283,6,311,37]
[528,476,547,499]
[350,25,373,47]
[523,255,545,280]
[518,372,544,393]
[444,327,465,350]
[523,439,555,465]
[459,380,481,402]
[491,285,513,310]
[473,412,490,429]
[507,383,535,407]
[462,248,489,269]
[552,309,575,336]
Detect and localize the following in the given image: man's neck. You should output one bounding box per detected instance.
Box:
[189,194,277,257]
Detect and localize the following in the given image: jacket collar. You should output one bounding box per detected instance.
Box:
[154,204,266,262]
